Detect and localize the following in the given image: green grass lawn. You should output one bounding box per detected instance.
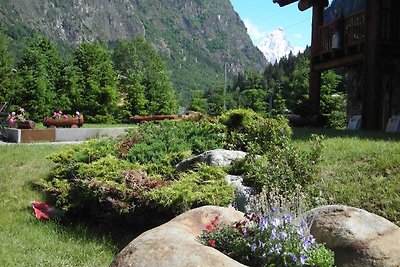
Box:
[293,127,400,225]
[0,127,399,266]
[0,145,118,267]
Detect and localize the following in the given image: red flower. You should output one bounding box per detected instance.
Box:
[205,224,214,231]
[208,239,216,247]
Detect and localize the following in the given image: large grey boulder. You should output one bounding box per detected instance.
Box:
[175,149,247,172]
[305,205,400,267]
[110,206,246,267]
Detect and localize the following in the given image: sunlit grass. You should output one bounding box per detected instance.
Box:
[0,145,117,267]
[293,127,400,225]
[1,127,399,266]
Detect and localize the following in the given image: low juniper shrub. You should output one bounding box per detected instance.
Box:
[148,164,235,214]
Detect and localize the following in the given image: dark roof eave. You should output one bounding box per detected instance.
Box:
[272,0,299,7]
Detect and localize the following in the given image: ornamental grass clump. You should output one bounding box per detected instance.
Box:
[198,210,334,267]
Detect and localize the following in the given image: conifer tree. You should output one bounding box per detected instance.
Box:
[0,31,15,103]
[113,37,178,117]
[14,36,62,120]
[72,42,120,122]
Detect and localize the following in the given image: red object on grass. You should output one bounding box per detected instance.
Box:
[31,201,53,220]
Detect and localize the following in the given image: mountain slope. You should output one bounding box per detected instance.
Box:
[0,0,267,94]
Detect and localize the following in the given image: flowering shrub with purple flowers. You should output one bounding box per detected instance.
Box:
[198,209,334,267]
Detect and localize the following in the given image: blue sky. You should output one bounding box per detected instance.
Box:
[230,0,314,50]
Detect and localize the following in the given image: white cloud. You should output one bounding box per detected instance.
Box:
[243,19,267,45]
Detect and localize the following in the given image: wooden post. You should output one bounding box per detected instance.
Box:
[363,0,382,130]
[309,1,326,116]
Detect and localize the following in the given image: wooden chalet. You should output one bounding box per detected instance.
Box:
[273,0,400,130]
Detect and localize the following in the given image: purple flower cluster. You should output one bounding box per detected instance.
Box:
[238,209,317,266]
[200,207,334,267]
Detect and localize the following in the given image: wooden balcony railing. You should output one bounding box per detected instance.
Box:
[318,11,366,54]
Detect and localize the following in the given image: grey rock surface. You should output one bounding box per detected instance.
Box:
[305,205,400,267]
[175,149,247,172]
[110,205,246,267]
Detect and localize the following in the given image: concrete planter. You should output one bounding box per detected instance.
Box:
[4,126,127,143]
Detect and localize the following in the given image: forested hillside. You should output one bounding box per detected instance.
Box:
[0,0,266,95]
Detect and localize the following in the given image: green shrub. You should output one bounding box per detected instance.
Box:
[149,164,235,214]
[125,120,224,166]
[38,115,322,226]
[38,154,164,218]
[38,120,229,221]
[232,135,324,202]
[219,109,292,154]
[325,110,346,129]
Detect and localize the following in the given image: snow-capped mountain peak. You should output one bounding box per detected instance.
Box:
[258,27,302,63]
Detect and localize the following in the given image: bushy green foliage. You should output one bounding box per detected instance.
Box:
[0,31,15,103]
[38,114,322,226]
[187,89,208,113]
[125,120,225,166]
[71,42,120,123]
[149,164,235,214]
[13,36,64,121]
[38,119,228,220]
[113,37,178,118]
[219,109,292,153]
[235,135,324,199]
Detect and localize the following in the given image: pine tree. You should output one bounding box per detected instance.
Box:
[0,31,16,103]
[113,37,178,116]
[72,42,120,123]
[14,36,62,120]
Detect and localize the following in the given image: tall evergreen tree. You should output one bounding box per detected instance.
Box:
[72,42,120,122]
[113,37,178,116]
[14,36,62,120]
[0,31,15,103]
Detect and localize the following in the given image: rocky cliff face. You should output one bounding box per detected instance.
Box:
[0,0,267,92]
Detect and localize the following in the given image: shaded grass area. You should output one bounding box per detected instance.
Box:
[293,127,400,225]
[0,145,118,267]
